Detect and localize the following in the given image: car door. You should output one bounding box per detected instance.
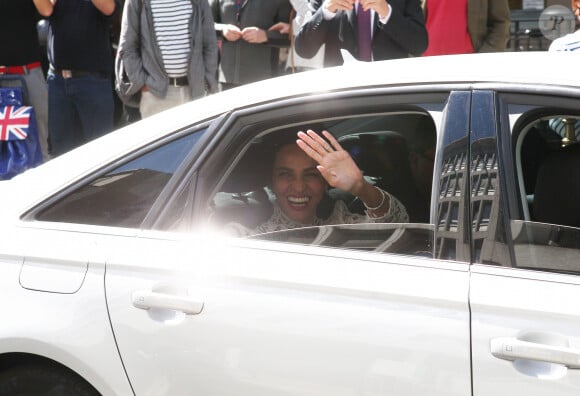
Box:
[105,232,470,396]
[3,121,217,394]
[469,89,580,395]
[105,88,475,395]
[0,122,216,395]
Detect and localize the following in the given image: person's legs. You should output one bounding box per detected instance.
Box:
[139,86,192,118]
[71,75,115,144]
[124,104,141,124]
[139,91,157,119]
[22,68,50,161]
[47,71,82,157]
[219,82,239,91]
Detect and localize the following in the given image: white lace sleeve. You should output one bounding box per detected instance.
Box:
[325,201,367,225]
[378,192,409,223]
[325,191,409,225]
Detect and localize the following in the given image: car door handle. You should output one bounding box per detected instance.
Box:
[491,337,580,368]
[132,290,204,315]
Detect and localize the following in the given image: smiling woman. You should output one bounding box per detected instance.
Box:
[270,143,326,225]
[222,129,409,237]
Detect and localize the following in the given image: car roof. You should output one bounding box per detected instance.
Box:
[2,51,579,215]
[212,51,580,108]
[192,51,580,120]
[110,52,580,143]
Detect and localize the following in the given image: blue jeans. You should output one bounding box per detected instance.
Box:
[47,70,114,157]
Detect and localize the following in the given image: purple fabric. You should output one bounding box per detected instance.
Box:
[357,3,372,61]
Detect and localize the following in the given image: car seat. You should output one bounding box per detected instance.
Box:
[340,131,426,221]
[209,142,274,229]
[533,143,580,228]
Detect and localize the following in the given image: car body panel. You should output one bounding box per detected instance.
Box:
[468,84,580,395]
[105,232,471,396]
[471,265,580,395]
[0,226,133,395]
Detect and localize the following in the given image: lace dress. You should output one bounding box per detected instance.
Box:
[226,190,409,237]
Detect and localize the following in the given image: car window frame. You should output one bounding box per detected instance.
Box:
[486,89,580,274]
[194,86,473,263]
[196,87,452,215]
[22,116,226,232]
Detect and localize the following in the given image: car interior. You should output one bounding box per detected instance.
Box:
[207,112,438,236]
[511,113,580,273]
[515,114,580,228]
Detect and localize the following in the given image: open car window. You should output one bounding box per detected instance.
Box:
[207,110,441,260]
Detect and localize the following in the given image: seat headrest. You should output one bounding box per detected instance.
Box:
[340,131,409,176]
[220,142,272,193]
[533,143,580,228]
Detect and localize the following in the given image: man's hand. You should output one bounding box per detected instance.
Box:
[269,22,290,35]
[33,0,55,17]
[241,27,268,43]
[91,0,116,16]
[360,0,390,18]
[222,24,243,42]
[324,0,355,13]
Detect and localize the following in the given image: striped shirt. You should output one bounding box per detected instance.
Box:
[150,0,192,77]
[549,118,580,140]
[549,31,580,52]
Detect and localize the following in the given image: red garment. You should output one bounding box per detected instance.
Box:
[423,0,474,56]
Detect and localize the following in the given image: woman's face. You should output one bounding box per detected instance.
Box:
[271,144,326,224]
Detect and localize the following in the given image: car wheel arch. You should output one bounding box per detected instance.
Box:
[0,352,99,395]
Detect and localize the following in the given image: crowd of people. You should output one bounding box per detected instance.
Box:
[1,0,518,164]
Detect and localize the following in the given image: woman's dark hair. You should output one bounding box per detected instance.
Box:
[262,124,327,171]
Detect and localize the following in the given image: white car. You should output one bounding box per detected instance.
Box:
[1,52,580,396]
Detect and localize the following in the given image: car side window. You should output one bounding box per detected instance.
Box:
[509,105,580,274]
[207,111,440,259]
[34,130,206,228]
